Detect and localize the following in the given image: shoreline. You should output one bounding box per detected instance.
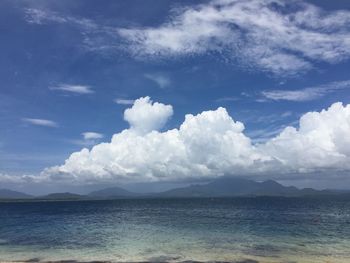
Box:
[1,257,349,263]
[0,259,264,263]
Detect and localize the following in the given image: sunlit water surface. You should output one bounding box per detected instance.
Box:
[0,197,350,262]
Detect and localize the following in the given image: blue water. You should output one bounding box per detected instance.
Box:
[0,197,350,262]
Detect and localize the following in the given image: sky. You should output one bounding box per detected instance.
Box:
[1,0,350,194]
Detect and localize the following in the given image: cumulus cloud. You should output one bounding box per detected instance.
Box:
[123,96,173,134]
[49,84,94,94]
[41,97,350,184]
[22,118,58,128]
[118,0,350,75]
[261,80,350,102]
[262,102,350,172]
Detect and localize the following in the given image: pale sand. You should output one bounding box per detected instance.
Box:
[0,256,346,263]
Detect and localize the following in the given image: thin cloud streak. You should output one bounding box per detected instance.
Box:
[144,73,171,89]
[114,98,135,105]
[261,80,350,102]
[50,84,94,94]
[22,118,58,128]
[82,132,104,140]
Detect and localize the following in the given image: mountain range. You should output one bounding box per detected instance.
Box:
[0,189,33,199]
[154,177,328,197]
[0,177,346,201]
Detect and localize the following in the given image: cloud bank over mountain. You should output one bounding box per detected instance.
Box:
[29,97,350,185]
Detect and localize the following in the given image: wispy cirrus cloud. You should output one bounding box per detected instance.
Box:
[144,73,171,89]
[22,118,58,128]
[24,8,98,30]
[114,98,135,105]
[24,8,119,53]
[82,132,104,140]
[261,80,350,102]
[117,0,350,76]
[24,1,350,76]
[25,0,350,76]
[49,84,94,94]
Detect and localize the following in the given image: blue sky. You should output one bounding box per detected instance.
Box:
[1,0,350,192]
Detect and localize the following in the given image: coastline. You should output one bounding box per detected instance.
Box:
[1,262,260,263]
[0,257,300,263]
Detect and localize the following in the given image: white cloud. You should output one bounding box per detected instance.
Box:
[23,8,119,54]
[70,132,104,146]
[144,73,171,89]
[24,8,98,31]
[0,172,48,184]
[123,96,173,134]
[22,118,58,128]
[82,132,104,140]
[261,102,350,172]
[50,84,94,94]
[0,173,21,183]
[24,8,67,24]
[117,0,350,75]
[43,103,261,183]
[114,98,135,105]
[261,80,350,101]
[25,1,350,76]
[40,97,350,184]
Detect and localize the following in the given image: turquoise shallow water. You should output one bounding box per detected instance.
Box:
[0,197,350,262]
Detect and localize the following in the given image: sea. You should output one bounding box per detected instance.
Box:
[0,197,349,262]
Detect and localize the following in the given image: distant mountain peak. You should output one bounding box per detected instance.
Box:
[0,189,33,199]
[37,192,84,200]
[88,186,138,198]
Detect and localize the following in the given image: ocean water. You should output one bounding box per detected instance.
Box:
[0,197,350,263]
